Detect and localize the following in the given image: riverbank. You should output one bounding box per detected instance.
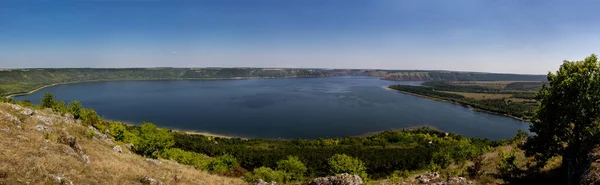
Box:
[2,76,336,99]
[385,86,529,122]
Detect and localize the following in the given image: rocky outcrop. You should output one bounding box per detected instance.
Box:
[146,158,163,166]
[48,174,74,185]
[309,173,363,185]
[113,145,122,153]
[415,172,440,183]
[140,176,167,185]
[254,179,276,185]
[36,125,53,132]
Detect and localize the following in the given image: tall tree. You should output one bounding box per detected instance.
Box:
[40,92,56,108]
[524,54,600,184]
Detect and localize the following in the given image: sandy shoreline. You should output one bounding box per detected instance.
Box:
[5,83,62,98]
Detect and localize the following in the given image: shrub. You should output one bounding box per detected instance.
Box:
[136,122,175,157]
[244,167,285,183]
[328,154,367,179]
[276,156,307,181]
[208,154,239,172]
[67,100,83,119]
[40,92,56,109]
[108,122,126,141]
[160,148,212,170]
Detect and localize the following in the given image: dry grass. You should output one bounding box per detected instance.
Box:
[0,103,246,185]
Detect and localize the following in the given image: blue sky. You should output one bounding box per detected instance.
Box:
[1,0,599,74]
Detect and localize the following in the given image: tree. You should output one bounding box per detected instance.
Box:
[136,122,175,157]
[209,154,239,172]
[67,100,83,119]
[276,156,307,181]
[328,154,367,178]
[524,54,600,184]
[40,92,56,109]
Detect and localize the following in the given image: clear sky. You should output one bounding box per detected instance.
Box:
[1,0,599,74]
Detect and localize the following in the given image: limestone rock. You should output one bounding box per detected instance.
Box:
[20,108,34,116]
[146,158,162,166]
[140,176,167,185]
[86,126,108,140]
[1,112,20,123]
[34,115,56,125]
[35,125,53,132]
[309,173,363,185]
[254,179,277,185]
[81,155,90,164]
[48,174,74,185]
[113,145,122,153]
[415,172,439,183]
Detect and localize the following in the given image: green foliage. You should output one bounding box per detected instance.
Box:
[108,122,127,141]
[498,149,523,183]
[208,154,239,173]
[40,92,56,109]
[328,154,367,178]
[136,122,175,157]
[524,54,600,184]
[244,167,285,183]
[388,85,537,120]
[276,156,307,181]
[160,148,212,170]
[173,128,500,178]
[67,100,83,119]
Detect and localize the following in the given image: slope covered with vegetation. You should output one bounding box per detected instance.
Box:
[0,68,546,97]
[389,81,540,120]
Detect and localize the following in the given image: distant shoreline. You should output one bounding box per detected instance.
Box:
[384,86,528,122]
[3,76,334,99]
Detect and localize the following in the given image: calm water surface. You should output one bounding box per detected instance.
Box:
[15,76,529,140]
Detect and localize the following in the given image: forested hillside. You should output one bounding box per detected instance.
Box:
[0,68,546,97]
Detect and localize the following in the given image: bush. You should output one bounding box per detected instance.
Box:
[67,100,83,119]
[40,92,56,109]
[136,122,175,157]
[245,167,285,183]
[208,154,239,172]
[108,122,126,141]
[160,148,211,170]
[276,156,307,181]
[328,154,367,179]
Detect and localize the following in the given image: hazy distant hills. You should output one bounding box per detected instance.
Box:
[0,68,547,96]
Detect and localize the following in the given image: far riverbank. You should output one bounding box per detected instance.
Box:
[384,86,529,122]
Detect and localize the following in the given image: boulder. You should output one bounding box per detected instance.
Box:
[415,172,439,184]
[86,126,108,140]
[446,177,472,185]
[48,174,74,185]
[254,179,277,185]
[20,108,34,116]
[81,155,91,164]
[35,125,53,133]
[0,128,9,132]
[309,173,363,185]
[146,158,162,166]
[113,145,123,153]
[34,115,56,125]
[58,130,85,155]
[140,176,167,185]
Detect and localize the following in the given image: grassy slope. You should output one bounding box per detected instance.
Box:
[0,103,245,185]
